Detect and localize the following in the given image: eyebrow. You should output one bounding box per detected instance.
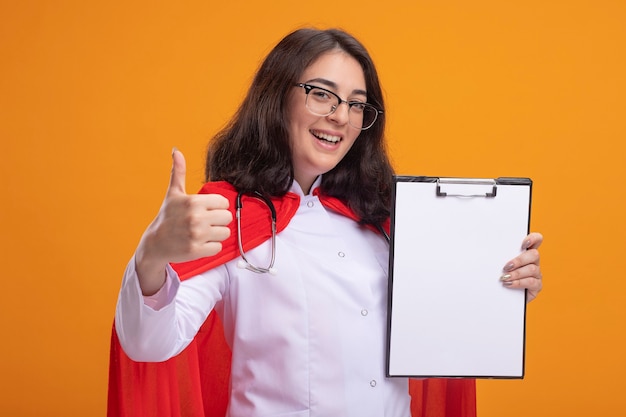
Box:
[305,77,368,97]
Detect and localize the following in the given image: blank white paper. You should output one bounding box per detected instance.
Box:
[387,177,530,378]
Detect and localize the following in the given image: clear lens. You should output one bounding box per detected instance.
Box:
[305,87,337,116]
[358,105,378,130]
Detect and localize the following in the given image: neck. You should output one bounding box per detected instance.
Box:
[294,175,318,196]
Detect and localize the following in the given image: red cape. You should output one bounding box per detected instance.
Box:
[108,181,476,417]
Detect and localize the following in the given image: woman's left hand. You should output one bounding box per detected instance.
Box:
[500,232,543,302]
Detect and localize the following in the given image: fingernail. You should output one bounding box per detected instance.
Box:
[503,262,515,272]
[522,239,531,250]
[500,274,512,282]
[503,281,514,287]
[172,146,179,155]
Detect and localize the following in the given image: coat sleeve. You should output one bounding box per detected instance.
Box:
[114,256,228,362]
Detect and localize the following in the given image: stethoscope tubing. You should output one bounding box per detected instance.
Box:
[236,191,278,274]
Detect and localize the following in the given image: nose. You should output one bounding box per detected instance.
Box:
[328,101,350,126]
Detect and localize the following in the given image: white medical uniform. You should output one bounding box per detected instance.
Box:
[116,179,411,417]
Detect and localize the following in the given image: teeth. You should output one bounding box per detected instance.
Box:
[311,130,341,143]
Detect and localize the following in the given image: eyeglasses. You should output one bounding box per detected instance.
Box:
[295,83,382,130]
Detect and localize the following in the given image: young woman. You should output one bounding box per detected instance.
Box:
[110,28,543,417]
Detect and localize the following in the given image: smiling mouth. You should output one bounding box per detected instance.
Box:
[310,129,342,144]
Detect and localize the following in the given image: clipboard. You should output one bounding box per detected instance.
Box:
[386,176,532,379]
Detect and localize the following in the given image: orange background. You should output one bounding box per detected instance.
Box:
[1,1,625,415]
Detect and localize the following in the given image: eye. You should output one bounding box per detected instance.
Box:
[310,88,332,101]
[349,101,367,113]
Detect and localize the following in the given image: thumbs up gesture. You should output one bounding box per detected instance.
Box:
[135,148,233,295]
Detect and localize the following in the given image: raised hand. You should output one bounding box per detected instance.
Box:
[134,148,233,295]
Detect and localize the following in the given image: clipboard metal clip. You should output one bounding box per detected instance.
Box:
[436,178,498,198]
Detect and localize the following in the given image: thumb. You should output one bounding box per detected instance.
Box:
[167,147,187,196]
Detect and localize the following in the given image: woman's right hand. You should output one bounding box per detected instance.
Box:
[135,148,233,295]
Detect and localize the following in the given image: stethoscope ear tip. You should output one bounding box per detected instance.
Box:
[236,260,247,269]
[268,267,278,275]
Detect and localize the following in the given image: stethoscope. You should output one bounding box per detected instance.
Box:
[235,191,278,275]
[235,191,390,275]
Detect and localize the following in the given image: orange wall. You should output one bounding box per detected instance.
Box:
[1,1,624,415]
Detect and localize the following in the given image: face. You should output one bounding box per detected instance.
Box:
[286,50,366,194]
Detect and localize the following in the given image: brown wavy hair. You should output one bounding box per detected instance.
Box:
[206,28,393,225]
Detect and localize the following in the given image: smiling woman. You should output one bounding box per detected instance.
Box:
[109,27,543,417]
[286,50,368,194]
